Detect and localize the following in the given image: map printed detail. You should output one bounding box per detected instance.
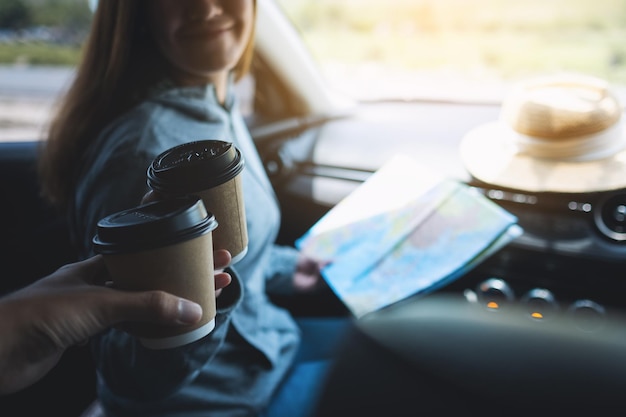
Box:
[296,155,522,318]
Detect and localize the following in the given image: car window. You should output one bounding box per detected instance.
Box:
[0,0,91,142]
[274,0,626,103]
[2,0,626,141]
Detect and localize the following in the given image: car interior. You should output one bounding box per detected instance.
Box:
[2,0,626,415]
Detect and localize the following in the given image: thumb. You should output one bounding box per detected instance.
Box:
[110,290,203,326]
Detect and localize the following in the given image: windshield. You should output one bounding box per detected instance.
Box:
[275,0,626,103]
[2,0,626,142]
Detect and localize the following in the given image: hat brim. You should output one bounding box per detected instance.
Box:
[460,121,626,193]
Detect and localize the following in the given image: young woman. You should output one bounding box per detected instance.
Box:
[39,1,348,416]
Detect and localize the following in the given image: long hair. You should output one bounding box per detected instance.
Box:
[39,0,256,210]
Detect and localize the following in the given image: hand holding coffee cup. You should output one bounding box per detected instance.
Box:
[147,140,248,264]
[93,196,220,349]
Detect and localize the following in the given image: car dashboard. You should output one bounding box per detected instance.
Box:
[252,98,626,333]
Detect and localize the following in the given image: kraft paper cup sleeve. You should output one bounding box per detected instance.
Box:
[101,235,217,346]
[196,174,248,263]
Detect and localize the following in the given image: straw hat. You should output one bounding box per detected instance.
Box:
[460,74,626,193]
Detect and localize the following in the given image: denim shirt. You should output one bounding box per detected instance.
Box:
[71,80,301,416]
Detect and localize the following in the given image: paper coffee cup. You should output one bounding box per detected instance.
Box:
[147,140,248,264]
[92,196,218,349]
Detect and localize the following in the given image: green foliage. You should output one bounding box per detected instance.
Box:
[0,0,91,30]
[0,42,82,66]
[0,0,31,29]
[26,0,91,29]
[0,0,89,66]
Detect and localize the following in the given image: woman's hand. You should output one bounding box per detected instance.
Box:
[213,249,232,297]
[293,254,328,294]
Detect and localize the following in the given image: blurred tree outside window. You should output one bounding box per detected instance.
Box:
[0,0,31,30]
[0,0,90,66]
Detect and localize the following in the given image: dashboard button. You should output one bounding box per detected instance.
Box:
[476,278,514,311]
[594,193,626,241]
[521,288,558,320]
[568,299,606,332]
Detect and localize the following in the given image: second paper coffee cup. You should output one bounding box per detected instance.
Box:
[92,196,218,349]
[147,140,248,264]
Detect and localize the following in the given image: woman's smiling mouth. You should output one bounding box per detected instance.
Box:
[179,20,234,39]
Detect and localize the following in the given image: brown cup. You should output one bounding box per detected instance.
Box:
[92,196,218,349]
[147,140,248,264]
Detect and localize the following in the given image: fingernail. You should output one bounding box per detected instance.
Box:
[177,299,203,324]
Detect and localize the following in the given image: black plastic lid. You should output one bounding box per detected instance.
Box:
[92,196,217,254]
[147,140,245,194]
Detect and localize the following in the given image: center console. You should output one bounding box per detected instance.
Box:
[447,180,626,332]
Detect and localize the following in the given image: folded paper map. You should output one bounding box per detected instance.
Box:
[296,155,522,318]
